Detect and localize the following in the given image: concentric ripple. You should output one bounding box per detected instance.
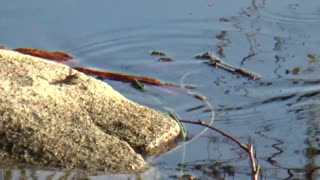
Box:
[66,18,236,68]
[258,0,320,24]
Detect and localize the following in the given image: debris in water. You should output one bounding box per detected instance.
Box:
[158,57,173,62]
[197,52,260,80]
[308,53,318,64]
[73,66,195,89]
[195,52,221,62]
[216,30,227,40]
[150,50,167,56]
[13,48,73,62]
[292,67,300,75]
[186,105,206,112]
[131,79,146,91]
[235,68,260,80]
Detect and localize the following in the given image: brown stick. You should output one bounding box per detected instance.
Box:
[73,66,195,89]
[180,119,260,180]
[13,48,73,62]
[208,60,260,80]
[249,144,260,180]
[198,52,260,80]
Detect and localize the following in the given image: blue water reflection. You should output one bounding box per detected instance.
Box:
[1,0,320,179]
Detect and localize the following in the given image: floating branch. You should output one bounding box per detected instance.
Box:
[235,68,260,80]
[13,48,73,62]
[208,60,235,73]
[73,66,195,89]
[195,52,222,62]
[196,52,260,80]
[179,119,260,180]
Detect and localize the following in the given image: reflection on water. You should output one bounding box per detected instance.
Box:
[1,0,320,179]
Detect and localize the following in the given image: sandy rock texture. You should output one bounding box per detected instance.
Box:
[0,49,180,172]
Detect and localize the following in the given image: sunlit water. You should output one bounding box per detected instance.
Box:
[1,0,320,179]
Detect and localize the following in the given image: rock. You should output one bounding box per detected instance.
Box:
[0,49,180,172]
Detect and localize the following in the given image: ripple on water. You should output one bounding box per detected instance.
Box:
[65,18,241,69]
[257,0,320,24]
[249,0,320,42]
[227,0,320,44]
[3,1,320,179]
[221,0,320,81]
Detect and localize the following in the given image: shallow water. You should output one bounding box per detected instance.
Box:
[1,0,320,179]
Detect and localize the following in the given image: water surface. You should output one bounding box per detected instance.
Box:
[1,0,320,179]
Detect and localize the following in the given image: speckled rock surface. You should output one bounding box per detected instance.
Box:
[0,49,180,172]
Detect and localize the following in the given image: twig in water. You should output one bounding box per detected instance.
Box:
[196,52,260,80]
[73,66,196,89]
[185,105,206,112]
[235,68,260,80]
[179,119,261,180]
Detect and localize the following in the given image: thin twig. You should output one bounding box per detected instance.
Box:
[179,119,260,180]
[198,51,260,80]
[73,66,196,89]
[180,119,247,150]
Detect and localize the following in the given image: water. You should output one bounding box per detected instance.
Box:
[1,0,320,179]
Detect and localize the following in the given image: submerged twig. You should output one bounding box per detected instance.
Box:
[185,105,206,112]
[73,66,195,89]
[179,119,260,180]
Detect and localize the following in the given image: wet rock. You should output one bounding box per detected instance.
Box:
[0,50,180,172]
